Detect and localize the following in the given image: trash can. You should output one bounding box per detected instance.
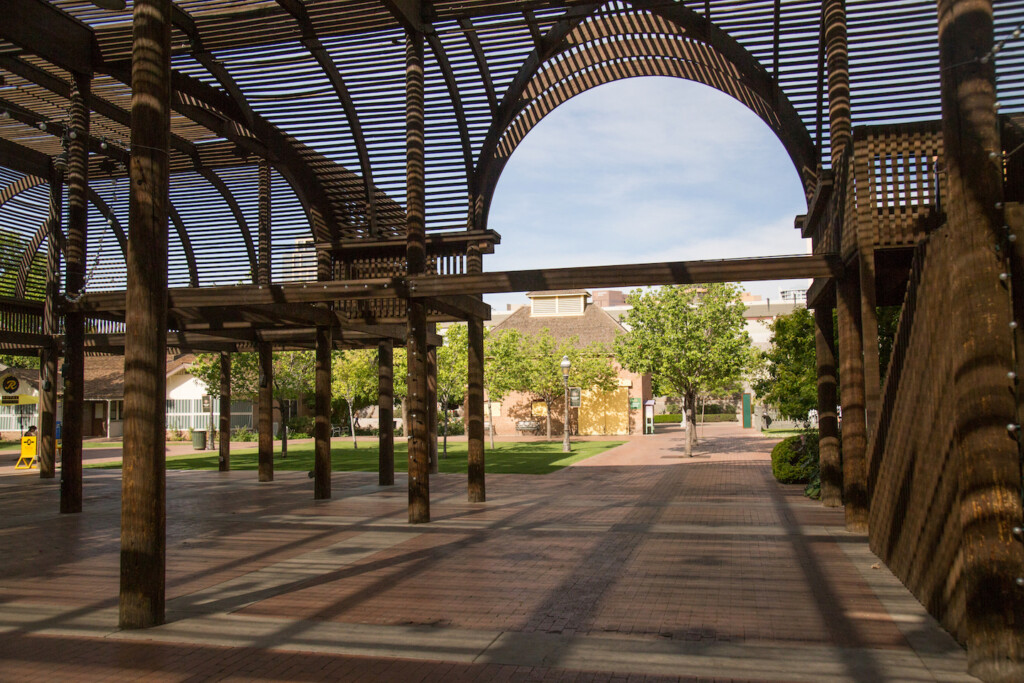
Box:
[191,430,206,450]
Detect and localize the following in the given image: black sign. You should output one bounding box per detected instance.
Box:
[569,387,581,407]
[1,375,19,394]
[1,395,18,405]
[202,395,212,412]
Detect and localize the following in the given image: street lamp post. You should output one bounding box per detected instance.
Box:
[561,355,571,453]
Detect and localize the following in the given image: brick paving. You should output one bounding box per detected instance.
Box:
[0,423,974,681]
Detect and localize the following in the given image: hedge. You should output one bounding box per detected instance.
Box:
[770,433,819,485]
[653,413,737,424]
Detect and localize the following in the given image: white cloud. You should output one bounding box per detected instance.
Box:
[484,76,812,310]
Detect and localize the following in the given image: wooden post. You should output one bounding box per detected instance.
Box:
[838,259,868,531]
[60,73,89,514]
[314,326,332,499]
[39,172,62,480]
[823,0,850,160]
[814,291,841,507]
[937,0,1024,677]
[218,351,230,471]
[466,243,485,502]
[378,339,395,486]
[427,343,438,474]
[258,341,273,482]
[406,29,429,523]
[119,0,170,630]
[859,253,881,431]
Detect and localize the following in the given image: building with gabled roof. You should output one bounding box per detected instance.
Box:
[488,290,651,437]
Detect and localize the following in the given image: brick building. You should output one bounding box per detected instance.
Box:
[487,290,652,436]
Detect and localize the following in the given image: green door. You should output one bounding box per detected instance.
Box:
[742,393,752,429]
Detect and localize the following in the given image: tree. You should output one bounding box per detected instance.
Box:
[615,283,754,456]
[752,307,817,423]
[485,328,526,448]
[331,349,377,448]
[436,324,469,457]
[519,329,618,440]
[190,350,313,445]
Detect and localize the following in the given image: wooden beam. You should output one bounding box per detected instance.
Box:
[318,229,500,256]
[382,0,423,33]
[68,255,840,316]
[425,294,491,321]
[0,137,52,179]
[407,254,843,297]
[0,0,97,76]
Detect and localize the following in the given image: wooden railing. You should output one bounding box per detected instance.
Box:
[846,122,946,257]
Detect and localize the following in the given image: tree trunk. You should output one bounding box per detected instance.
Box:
[487,399,495,449]
[401,398,409,438]
[347,397,357,449]
[442,405,448,458]
[685,391,698,457]
[545,401,552,439]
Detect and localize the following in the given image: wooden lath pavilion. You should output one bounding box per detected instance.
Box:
[2,1,1024,678]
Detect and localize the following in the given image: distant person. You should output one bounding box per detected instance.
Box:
[24,425,37,437]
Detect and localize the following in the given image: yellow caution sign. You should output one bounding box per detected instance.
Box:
[15,436,37,470]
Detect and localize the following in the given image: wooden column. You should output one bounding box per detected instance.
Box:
[257,160,271,286]
[258,341,273,482]
[406,29,429,523]
[837,259,868,531]
[823,0,850,160]
[427,343,438,474]
[814,291,841,507]
[313,326,332,499]
[60,73,90,513]
[859,252,881,430]
[39,172,62,480]
[378,340,395,486]
[218,352,230,471]
[119,0,170,629]
[466,244,485,502]
[937,0,1024,677]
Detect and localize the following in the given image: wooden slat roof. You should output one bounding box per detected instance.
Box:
[1,0,1022,299]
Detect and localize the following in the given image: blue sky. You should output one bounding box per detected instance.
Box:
[483,77,811,311]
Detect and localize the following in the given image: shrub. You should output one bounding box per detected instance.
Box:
[286,415,315,435]
[439,418,464,436]
[771,432,819,485]
[231,427,257,442]
[654,413,736,424]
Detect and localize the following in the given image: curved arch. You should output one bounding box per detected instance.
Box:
[11,184,127,298]
[195,167,258,280]
[167,203,200,288]
[473,3,816,229]
[0,174,46,207]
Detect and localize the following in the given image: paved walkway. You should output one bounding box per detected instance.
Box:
[0,423,973,682]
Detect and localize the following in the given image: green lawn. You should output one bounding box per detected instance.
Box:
[2,440,125,451]
[761,428,809,438]
[88,440,626,475]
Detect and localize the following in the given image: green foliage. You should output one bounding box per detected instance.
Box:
[770,432,819,485]
[491,327,617,439]
[90,440,627,475]
[0,354,39,370]
[485,328,528,402]
[615,283,753,454]
[653,413,736,423]
[332,349,378,448]
[877,306,901,379]
[752,307,817,423]
[439,417,465,436]
[231,427,258,442]
[438,324,469,408]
